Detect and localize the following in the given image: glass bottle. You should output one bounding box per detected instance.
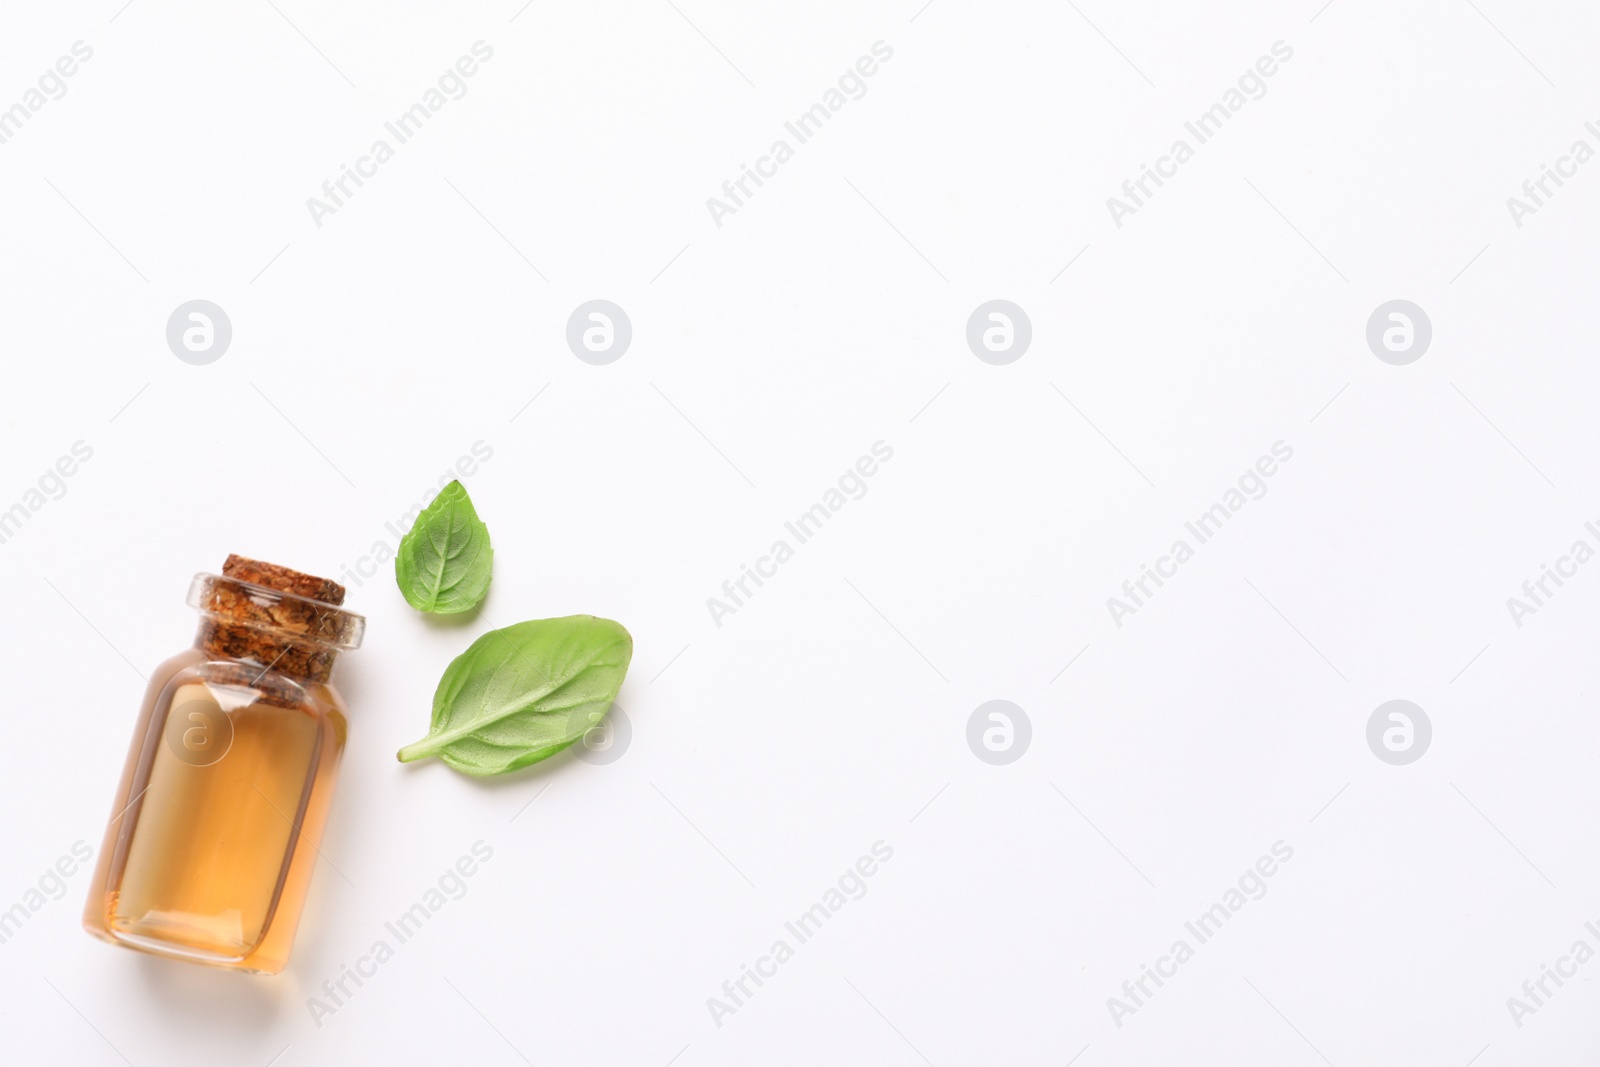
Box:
[83,555,364,974]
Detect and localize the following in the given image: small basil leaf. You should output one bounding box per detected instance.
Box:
[396,615,633,776]
[395,480,493,614]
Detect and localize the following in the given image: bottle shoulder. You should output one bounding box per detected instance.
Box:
[147,647,208,694]
[152,649,348,723]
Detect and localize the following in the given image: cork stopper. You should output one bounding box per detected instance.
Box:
[189,556,364,685]
[222,554,346,606]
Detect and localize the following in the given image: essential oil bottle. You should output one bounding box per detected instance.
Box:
[83,556,363,974]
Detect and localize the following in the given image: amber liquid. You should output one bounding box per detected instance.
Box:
[84,651,347,973]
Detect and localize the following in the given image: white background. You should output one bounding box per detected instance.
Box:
[2,1,1598,1064]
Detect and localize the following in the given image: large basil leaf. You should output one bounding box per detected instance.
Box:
[395,480,493,614]
[396,616,633,776]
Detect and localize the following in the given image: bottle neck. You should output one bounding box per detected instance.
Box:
[194,619,341,684]
[187,560,364,687]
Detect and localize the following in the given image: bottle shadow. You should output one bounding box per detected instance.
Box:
[129,951,298,1026]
